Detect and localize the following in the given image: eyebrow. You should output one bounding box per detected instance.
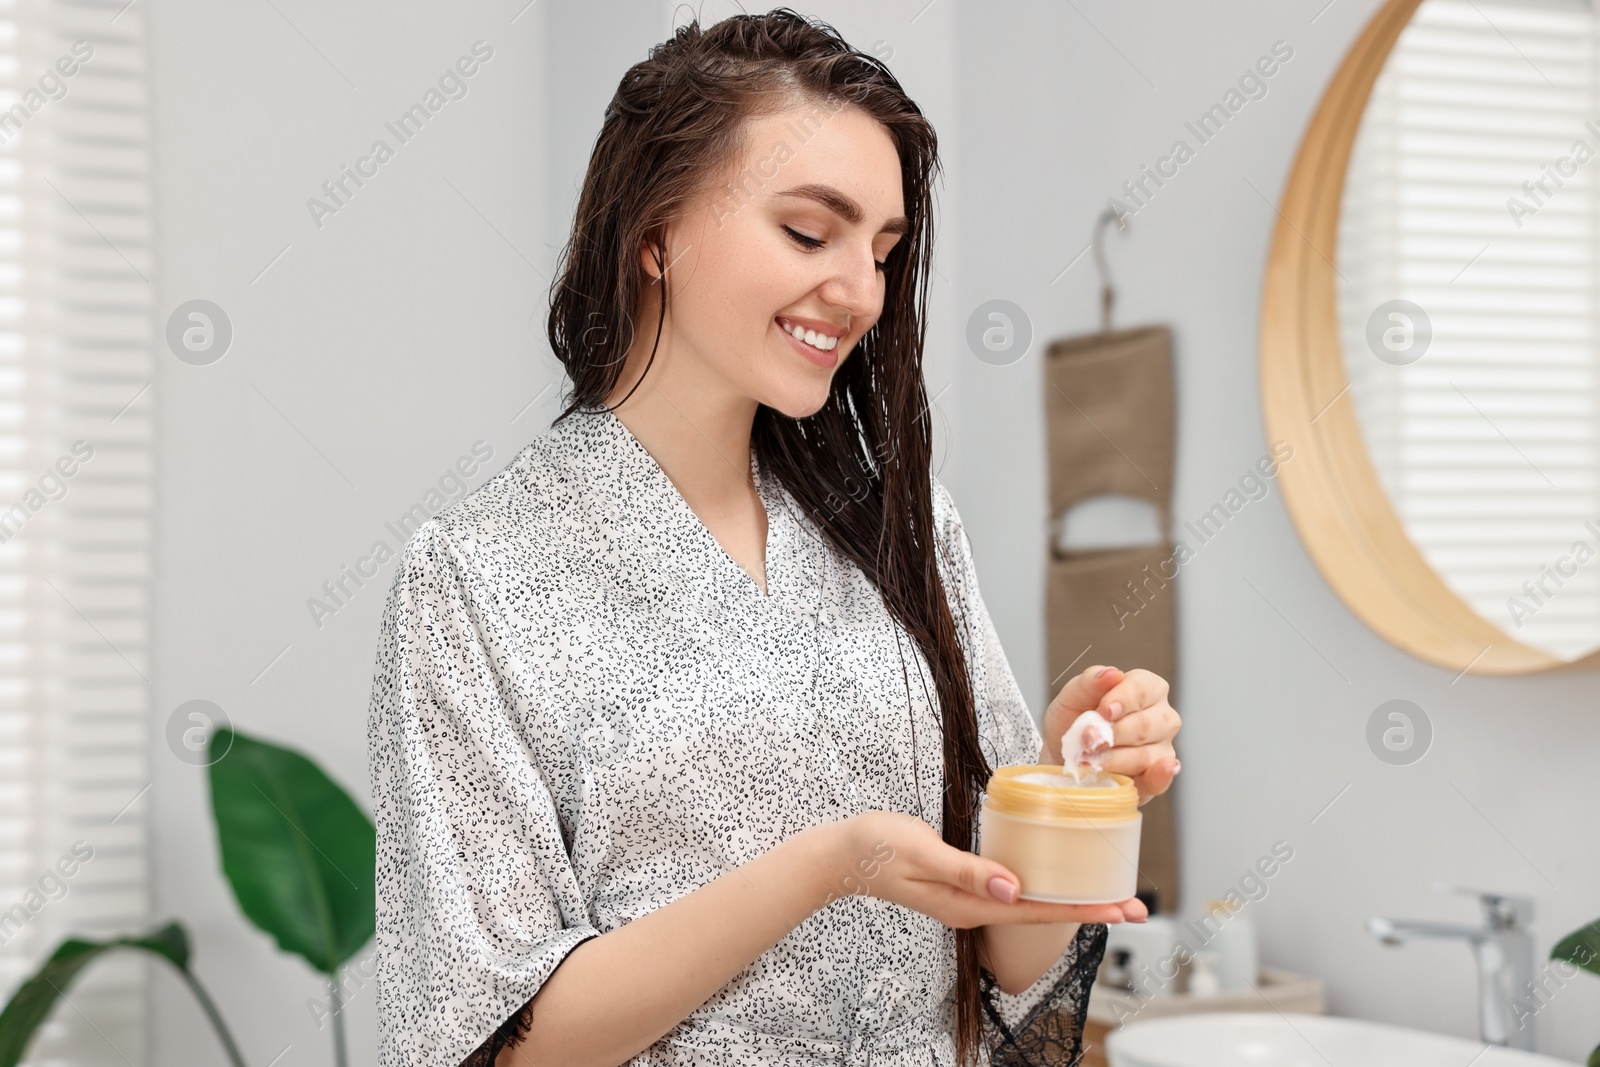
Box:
[774,183,910,237]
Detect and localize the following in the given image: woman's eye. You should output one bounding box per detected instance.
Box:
[782,225,824,250]
[784,225,889,274]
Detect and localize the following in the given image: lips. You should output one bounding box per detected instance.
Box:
[775,316,841,369]
[776,315,843,348]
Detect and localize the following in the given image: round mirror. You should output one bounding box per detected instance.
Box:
[1261,0,1600,673]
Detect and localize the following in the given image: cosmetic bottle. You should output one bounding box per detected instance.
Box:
[1201,897,1260,991]
[1187,951,1221,996]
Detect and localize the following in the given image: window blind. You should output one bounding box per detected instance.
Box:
[0,0,154,1064]
[1338,0,1600,660]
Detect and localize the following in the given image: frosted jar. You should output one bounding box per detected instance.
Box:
[978,764,1141,905]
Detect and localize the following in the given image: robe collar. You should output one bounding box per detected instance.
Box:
[548,406,815,612]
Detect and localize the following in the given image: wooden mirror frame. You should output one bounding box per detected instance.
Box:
[1260,0,1599,674]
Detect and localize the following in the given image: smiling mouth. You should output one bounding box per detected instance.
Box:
[775,316,841,353]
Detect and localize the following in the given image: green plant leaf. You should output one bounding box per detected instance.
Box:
[1589,1041,1599,1067]
[1550,918,1600,980]
[208,728,374,975]
[0,922,189,1067]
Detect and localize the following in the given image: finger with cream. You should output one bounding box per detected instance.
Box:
[1058,708,1115,783]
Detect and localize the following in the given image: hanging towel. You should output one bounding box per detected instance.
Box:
[1045,326,1175,520]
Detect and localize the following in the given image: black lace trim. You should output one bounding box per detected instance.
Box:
[458,932,604,1067]
[980,922,1108,1066]
[459,997,536,1067]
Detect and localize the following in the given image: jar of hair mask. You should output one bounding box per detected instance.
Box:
[978,764,1141,904]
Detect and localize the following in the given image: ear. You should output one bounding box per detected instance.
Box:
[639,236,664,280]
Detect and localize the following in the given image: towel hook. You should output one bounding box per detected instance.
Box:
[1092,208,1129,334]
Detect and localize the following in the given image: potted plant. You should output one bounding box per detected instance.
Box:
[0,728,375,1067]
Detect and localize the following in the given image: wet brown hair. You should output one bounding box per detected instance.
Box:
[545,8,994,1062]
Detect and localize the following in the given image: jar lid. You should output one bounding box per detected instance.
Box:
[984,763,1139,820]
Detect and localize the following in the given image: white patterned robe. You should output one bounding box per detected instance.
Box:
[365,407,1107,1067]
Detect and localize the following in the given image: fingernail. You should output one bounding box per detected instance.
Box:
[1172,760,1182,775]
[1108,700,1124,720]
[988,876,1019,903]
[1094,665,1114,679]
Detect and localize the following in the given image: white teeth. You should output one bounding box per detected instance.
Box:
[779,318,837,352]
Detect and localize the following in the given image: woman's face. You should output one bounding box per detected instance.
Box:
[631,102,908,419]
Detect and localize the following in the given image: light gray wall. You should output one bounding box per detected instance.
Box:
[145,1,1600,1064]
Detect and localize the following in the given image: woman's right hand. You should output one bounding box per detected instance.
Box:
[825,810,1144,928]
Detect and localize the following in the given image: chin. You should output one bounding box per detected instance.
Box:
[760,376,837,420]
[755,363,842,420]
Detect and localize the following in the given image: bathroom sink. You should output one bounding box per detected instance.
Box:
[1106,1012,1577,1067]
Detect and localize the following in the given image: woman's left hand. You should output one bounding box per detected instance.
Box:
[1040,665,1181,806]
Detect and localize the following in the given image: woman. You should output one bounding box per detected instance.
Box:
[366,9,1181,1067]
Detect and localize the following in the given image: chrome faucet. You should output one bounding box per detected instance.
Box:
[1366,881,1537,1051]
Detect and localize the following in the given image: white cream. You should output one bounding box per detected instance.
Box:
[1059,709,1115,784]
[1015,769,1121,788]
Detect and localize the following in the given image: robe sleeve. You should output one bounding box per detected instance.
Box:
[367,520,601,1067]
[929,478,1109,1065]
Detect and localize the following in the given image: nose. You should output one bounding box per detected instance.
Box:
[819,244,884,325]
